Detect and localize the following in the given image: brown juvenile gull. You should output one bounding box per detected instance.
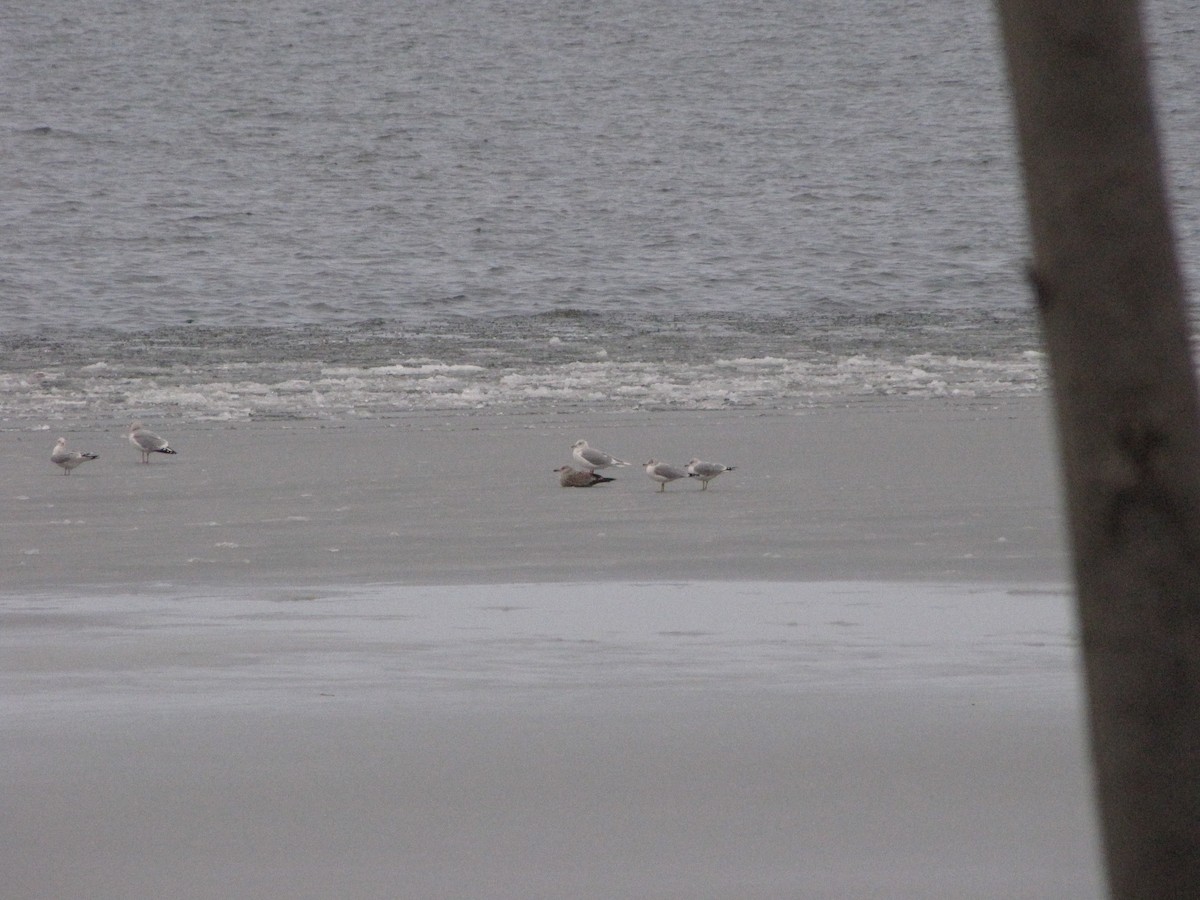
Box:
[643,459,689,492]
[686,458,736,490]
[128,422,177,463]
[571,439,631,473]
[50,437,99,475]
[554,466,616,487]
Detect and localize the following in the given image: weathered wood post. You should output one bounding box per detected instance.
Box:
[994,1,1200,895]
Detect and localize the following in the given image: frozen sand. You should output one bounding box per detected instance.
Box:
[1,400,1101,897]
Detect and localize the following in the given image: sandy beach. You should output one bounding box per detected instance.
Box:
[1,398,1103,898]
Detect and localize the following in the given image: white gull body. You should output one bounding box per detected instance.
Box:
[686,458,736,490]
[51,437,99,474]
[571,440,631,472]
[643,459,689,492]
[128,422,177,463]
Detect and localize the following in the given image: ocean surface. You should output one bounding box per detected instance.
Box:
[2,0,1197,426]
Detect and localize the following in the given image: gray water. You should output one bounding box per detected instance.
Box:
[2,0,1197,423]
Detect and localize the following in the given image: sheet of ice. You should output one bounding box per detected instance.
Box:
[0,581,1100,900]
[1,581,1081,713]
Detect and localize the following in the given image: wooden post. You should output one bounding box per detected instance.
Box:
[994,1,1200,895]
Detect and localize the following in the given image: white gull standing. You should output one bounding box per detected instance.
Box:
[128,422,177,463]
[571,439,631,473]
[643,459,689,492]
[50,437,99,475]
[686,458,736,490]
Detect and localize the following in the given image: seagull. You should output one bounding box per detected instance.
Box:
[50,437,99,474]
[643,459,689,492]
[554,466,616,487]
[128,422,177,463]
[686,458,736,490]
[571,439,631,473]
